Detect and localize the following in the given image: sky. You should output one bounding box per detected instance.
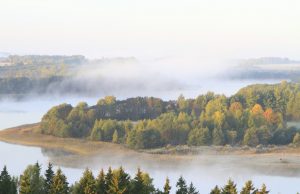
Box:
[0,0,300,60]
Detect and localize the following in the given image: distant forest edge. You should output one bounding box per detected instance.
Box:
[0,55,138,98]
[40,82,300,149]
[227,57,300,81]
[1,55,300,99]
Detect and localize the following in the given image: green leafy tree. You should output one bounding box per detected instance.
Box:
[243,128,259,147]
[19,163,45,194]
[248,104,266,128]
[67,103,91,138]
[226,130,238,145]
[135,129,162,149]
[112,130,119,143]
[19,169,31,194]
[293,133,300,146]
[188,127,211,146]
[40,103,72,137]
[212,128,225,145]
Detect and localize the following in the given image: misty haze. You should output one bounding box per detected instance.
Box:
[1,0,300,194]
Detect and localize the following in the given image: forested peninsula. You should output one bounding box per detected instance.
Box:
[39,81,300,150]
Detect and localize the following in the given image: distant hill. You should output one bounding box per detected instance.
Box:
[238,57,300,66]
[227,57,300,82]
[0,55,171,100]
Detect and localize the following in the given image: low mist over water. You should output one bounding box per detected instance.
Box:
[0,141,299,193]
[0,78,280,130]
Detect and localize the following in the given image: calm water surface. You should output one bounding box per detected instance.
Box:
[0,141,299,194]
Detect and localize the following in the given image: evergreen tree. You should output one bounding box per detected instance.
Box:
[10,177,18,194]
[163,177,171,194]
[115,167,130,194]
[187,182,199,194]
[176,176,188,194]
[256,184,269,194]
[44,163,54,194]
[95,169,106,194]
[210,186,221,194]
[240,180,255,194]
[105,167,113,193]
[131,168,145,194]
[221,179,237,194]
[51,168,69,194]
[141,172,155,194]
[19,163,45,194]
[0,166,10,194]
[0,166,17,194]
[74,168,96,194]
[108,174,126,194]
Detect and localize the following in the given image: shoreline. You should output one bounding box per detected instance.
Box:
[1,123,300,157]
[2,123,300,178]
[0,123,137,156]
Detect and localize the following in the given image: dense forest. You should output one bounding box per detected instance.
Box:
[0,163,271,194]
[0,55,137,98]
[40,82,300,149]
[0,55,86,78]
[0,55,82,98]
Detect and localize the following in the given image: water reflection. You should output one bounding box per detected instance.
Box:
[38,143,300,193]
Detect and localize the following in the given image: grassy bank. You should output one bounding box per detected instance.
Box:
[0,123,135,156]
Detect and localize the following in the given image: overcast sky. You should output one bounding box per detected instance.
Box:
[0,0,300,60]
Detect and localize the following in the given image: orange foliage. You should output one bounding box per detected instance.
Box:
[264,108,273,122]
[251,104,264,115]
[264,108,280,124]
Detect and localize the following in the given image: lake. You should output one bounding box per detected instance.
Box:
[0,78,299,193]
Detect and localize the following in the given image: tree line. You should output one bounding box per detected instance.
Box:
[0,163,271,194]
[40,82,300,149]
